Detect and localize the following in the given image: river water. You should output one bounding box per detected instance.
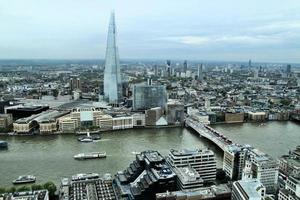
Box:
[0,121,299,187]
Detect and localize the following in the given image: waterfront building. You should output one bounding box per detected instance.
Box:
[243,148,279,194]
[59,173,117,200]
[225,112,244,123]
[223,145,249,181]
[167,148,217,183]
[248,111,266,122]
[166,100,184,125]
[5,104,49,119]
[112,115,133,130]
[232,179,266,200]
[0,190,49,200]
[132,113,146,127]
[156,184,231,200]
[173,166,204,190]
[132,84,167,111]
[13,110,69,134]
[0,113,13,129]
[114,150,176,200]
[278,173,300,200]
[145,107,163,126]
[103,12,122,104]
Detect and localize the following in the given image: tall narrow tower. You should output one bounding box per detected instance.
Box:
[103,12,122,104]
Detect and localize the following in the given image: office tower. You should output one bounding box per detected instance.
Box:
[286,64,291,73]
[232,179,266,200]
[103,12,122,104]
[278,174,300,200]
[223,145,248,181]
[198,64,203,81]
[254,69,259,79]
[183,60,188,73]
[166,100,184,125]
[147,77,152,86]
[154,65,158,76]
[248,59,252,68]
[167,149,217,183]
[132,85,167,111]
[242,149,279,194]
[166,60,171,77]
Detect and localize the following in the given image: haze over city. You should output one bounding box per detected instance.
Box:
[1,0,300,62]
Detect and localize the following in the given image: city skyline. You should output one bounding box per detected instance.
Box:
[0,0,300,63]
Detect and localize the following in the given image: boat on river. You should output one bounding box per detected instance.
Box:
[74,152,106,160]
[13,175,36,184]
[77,132,101,142]
[0,141,8,150]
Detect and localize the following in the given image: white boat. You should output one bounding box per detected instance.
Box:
[74,152,106,160]
[77,132,101,143]
[13,175,36,184]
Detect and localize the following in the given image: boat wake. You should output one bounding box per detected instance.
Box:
[93,139,111,142]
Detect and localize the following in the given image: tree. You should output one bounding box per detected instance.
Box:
[43,182,56,197]
[52,89,59,98]
[0,187,6,194]
[17,185,31,192]
[31,184,43,191]
[6,187,16,194]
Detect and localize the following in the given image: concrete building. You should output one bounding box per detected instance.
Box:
[0,113,13,129]
[132,84,167,111]
[168,148,217,183]
[248,111,266,121]
[225,112,244,123]
[278,173,300,200]
[173,166,204,190]
[156,184,231,200]
[232,179,266,200]
[132,113,145,127]
[145,107,163,126]
[112,115,133,130]
[223,145,249,180]
[166,100,184,125]
[242,148,279,194]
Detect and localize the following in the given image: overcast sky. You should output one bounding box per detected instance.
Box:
[1,0,300,62]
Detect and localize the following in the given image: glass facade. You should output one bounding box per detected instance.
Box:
[103,12,122,103]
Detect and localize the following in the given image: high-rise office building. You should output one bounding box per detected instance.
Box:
[183,60,188,73]
[248,59,252,68]
[198,64,203,81]
[132,85,167,111]
[166,60,171,77]
[103,12,122,104]
[286,64,291,74]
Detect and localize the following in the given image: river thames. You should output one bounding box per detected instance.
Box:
[0,121,299,187]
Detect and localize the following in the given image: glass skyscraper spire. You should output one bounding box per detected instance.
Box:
[103,12,122,104]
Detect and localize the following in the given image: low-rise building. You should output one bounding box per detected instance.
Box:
[232,179,266,200]
[173,166,204,190]
[156,184,231,200]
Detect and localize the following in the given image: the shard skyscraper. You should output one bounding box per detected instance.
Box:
[103,12,122,104]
